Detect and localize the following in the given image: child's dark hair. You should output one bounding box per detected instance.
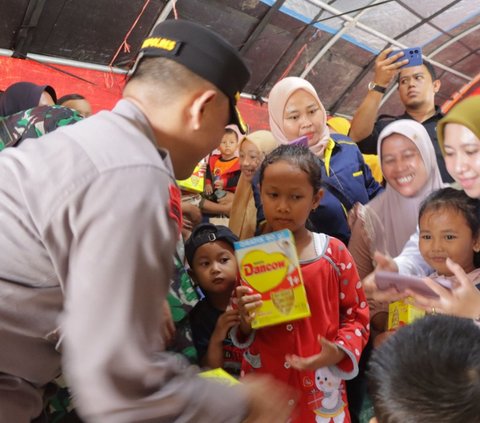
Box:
[57,94,87,104]
[419,187,480,267]
[259,144,323,193]
[224,127,238,139]
[419,187,480,239]
[368,314,480,423]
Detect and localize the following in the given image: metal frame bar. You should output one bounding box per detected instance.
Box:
[300,0,380,79]
[13,0,48,57]
[0,48,128,74]
[240,0,287,53]
[307,0,472,81]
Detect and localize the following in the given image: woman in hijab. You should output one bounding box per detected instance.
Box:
[229,130,279,239]
[400,95,480,319]
[268,76,383,244]
[0,82,57,117]
[348,119,444,280]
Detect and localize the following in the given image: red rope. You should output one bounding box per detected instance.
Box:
[276,29,320,83]
[108,0,152,68]
[104,0,152,88]
[172,0,178,19]
[277,44,307,82]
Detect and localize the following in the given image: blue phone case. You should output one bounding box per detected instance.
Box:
[387,46,423,68]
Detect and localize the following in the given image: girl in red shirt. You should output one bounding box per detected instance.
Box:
[233,144,370,423]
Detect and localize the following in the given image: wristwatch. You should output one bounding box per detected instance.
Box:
[368,81,386,94]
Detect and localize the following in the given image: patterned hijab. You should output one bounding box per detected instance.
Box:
[369,119,445,256]
[267,76,330,157]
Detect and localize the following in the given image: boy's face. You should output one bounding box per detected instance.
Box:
[219,132,238,159]
[191,240,237,294]
[398,64,439,110]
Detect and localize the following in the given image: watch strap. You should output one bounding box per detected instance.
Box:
[368,82,386,94]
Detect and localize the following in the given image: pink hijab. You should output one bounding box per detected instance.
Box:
[368,119,445,256]
[268,77,330,156]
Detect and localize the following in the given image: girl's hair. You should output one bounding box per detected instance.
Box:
[419,187,480,267]
[419,187,480,239]
[259,144,323,192]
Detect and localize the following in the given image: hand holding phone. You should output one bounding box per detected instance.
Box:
[387,46,423,69]
[375,270,451,299]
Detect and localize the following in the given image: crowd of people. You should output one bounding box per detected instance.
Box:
[0,18,479,423]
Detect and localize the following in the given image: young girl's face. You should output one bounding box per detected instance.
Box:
[443,123,480,199]
[260,160,322,236]
[419,207,479,276]
[219,132,238,160]
[381,133,428,197]
[239,139,262,182]
[191,241,237,295]
[282,89,326,150]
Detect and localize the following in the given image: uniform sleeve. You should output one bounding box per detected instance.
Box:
[330,239,370,381]
[57,167,248,423]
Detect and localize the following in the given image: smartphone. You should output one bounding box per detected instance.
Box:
[289,135,308,147]
[375,270,451,298]
[387,46,423,68]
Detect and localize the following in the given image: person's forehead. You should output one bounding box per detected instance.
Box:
[399,64,428,79]
[194,240,233,258]
[285,89,317,107]
[240,139,260,153]
[222,132,237,141]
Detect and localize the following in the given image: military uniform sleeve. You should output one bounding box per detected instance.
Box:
[55,167,248,423]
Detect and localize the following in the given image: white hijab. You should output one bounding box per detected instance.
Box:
[368,119,445,256]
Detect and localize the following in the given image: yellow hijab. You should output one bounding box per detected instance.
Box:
[229,130,279,239]
[437,95,480,153]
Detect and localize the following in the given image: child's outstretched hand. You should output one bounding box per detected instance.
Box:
[285,335,345,371]
[236,285,262,334]
[204,183,213,196]
[211,308,240,343]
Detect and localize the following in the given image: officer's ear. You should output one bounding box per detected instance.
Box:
[188,89,218,131]
[433,79,441,94]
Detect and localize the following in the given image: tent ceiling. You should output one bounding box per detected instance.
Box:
[1,0,479,117]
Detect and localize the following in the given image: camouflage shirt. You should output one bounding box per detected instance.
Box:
[0,105,83,150]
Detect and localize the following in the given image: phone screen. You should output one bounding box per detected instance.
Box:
[374,270,450,298]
